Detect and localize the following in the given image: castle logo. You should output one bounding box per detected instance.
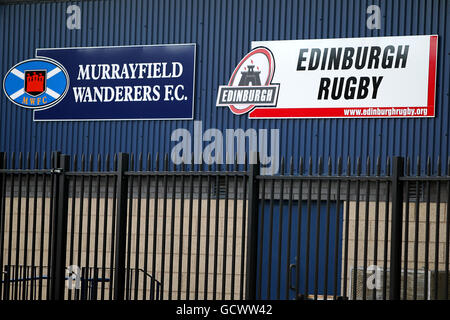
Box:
[3,58,69,110]
[216,47,279,115]
[25,70,46,96]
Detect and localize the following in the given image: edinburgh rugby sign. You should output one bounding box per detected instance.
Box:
[218,35,437,118]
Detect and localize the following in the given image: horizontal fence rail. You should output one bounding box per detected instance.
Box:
[0,152,449,300]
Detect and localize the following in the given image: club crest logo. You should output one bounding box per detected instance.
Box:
[216,47,279,115]
[3,58,69,110]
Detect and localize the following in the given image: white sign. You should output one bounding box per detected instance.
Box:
[220,35,437,118]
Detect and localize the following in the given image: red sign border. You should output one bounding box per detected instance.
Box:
[249,35,438,119]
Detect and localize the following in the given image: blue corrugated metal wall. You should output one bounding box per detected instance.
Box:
[0,0,449,174]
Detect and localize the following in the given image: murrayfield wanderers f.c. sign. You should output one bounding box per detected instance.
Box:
[3,44,196,121]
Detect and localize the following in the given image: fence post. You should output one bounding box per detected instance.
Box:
[0,152,5,300]
[50,154,70,300]
[113,153,129,300]
[390,156,404,300]
[0,152,4,216]
[245,152,260,300]
[48,150,61,299]
[2,265,9,300]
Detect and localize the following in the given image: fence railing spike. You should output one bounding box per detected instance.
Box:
[34,152,39,169]
[337,157,342,175]
[106,154,111,172]
[43,152,47,170]
[437,156,441,176]
[299,157,303,175]
[328,157,332,176]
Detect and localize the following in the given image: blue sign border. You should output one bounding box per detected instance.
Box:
[33,43,196,122]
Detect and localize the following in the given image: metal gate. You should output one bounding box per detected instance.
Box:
[0,152,449,300]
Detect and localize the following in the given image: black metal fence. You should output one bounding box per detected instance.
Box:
[0,151,449,300]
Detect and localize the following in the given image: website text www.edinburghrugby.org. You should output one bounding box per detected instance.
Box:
[343,107,429,117]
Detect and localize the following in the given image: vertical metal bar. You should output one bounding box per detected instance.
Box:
[81,267,87,300]
[50,154,70,300]
[424,157,431,300]
[333,158,343,299]
[160,154,169,300]
[362,157,371,300]
[30,154,39,301]
[203,162,211,300]
[389,156,404,300]
[245,152,259,300]
[76,155,86,301]
[295,158,304,298]
[6,153,15,301]
[230,156,238,300]
[3,265,9,300]
[14,153,23,300]
[84,155,94,298]
[342,157,351,299]
[109,154,118,300]
[93,155,102,300]
[143,154,151,300]
[113,153,129,301]
[0,152,5,300]
[323,158,332,300]
[168,161,176,300]
[445,158,450,300]
[403,158,411,300]
[212,162,220,300]
[67,155,77,301]
[304,158,313,297]
[195,161,204,300]
[372,157,381,300]
[186,153,195,300]
[266,161,275,299]
[22,153,31,300]
[382,158,391,300]
[150,154,159,300]
[239,156,248,300]
[38,153,47,300]
[177,161,186,300]
[126,268,131,300]
[352,158,361,301]
[285,157,294,299]
[32,266,37,300]
[47,151,61,300]
[221,161,230,300]
[134,154,143,300]
[101,154,110,300]
[93,267,99,300]
[413,157,421,300]
[276,158,285,300]
[256,160,266,300]
[177,162,186,300]
[125,154,134,300]
[433,158,441,300]
[313,158,323,300]
[17,265,21,300]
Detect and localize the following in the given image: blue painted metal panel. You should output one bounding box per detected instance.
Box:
[0,0,449,174]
